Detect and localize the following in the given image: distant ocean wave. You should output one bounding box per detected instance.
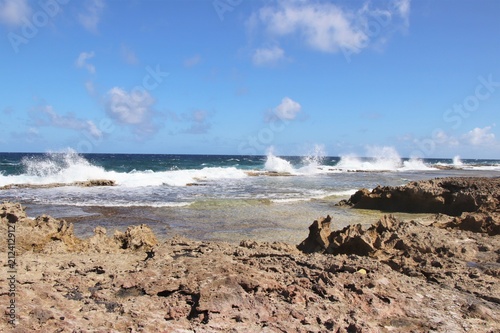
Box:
[1,148,499,242]
[0,148,499,190]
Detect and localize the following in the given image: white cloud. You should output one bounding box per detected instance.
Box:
[394,0,411,27]
[0,0,31,27]
[259,2,367,54]
[105,87,155,125]
[462,126,495,146]
[75,51,96,74]
[86,120,102,138]
[274,97,301,120]
[78,0,105,33]
[433,129,459,146]
[252,45,285,66]
[254,0,410,55]
[32,104,102,139]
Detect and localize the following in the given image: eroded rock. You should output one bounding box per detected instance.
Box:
[338,177,500,235]
[1,184,499,333]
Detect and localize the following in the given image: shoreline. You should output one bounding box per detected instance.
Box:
[1,176,499,332]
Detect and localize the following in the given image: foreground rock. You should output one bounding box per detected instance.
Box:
[1,199,499,332]
[299,214,499,304]
[0,202,156,254]
[338,177,500,235]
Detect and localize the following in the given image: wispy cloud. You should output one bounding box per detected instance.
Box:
[78,0,105,33]
[409,126,497,155]
[166,109,212,135]
[75,51,96,74]
[30,104,103,139]
[394,0,411,27]
[182,109,211,134]
[252,0,411,56]
[12,127,41,144]
[252,45,285,66]
[0,0,31,27]
[433,129,460,146]
[85,80,96,95]
[184,54,202,68]
[121,44,139,65]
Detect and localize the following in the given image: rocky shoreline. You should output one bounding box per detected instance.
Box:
[1,177,499,332]
[0,179,116,190]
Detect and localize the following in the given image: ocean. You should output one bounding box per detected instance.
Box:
[1,149,499,244]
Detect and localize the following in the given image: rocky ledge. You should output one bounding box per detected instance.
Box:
[1,177,499,332]
[0,179,116,190]
[338,176,500,235]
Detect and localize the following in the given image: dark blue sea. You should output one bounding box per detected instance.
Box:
[1,149,499,243]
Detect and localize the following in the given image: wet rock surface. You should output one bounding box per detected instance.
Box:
[0,179,116,190]
[0,176,499,332]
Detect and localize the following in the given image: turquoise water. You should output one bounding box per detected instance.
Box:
[1,150,498,243]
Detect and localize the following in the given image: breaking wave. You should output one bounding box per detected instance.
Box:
[0,149,248,187]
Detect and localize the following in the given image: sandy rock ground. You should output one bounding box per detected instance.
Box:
[1,177,499,332]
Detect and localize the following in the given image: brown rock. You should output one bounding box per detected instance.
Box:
[114,224,158,250]
[339,177,500,235]
[297,215,332,253]
[435,212,500,236]
[340,177,497,214]
[73,179,116,187]
[1,189,499,333]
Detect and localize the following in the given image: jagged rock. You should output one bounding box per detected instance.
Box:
[0,202,156,254]
[299,214,401,256]
[435,212,500,236]
[339,177,498,215]
[86,227,123,253]
[0,203,83,253]
[339,177,500,235]
[297,215,332,253]
[1,182,500,333]
[114,224,158,250]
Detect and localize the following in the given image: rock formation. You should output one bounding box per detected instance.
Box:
[338,177,500,235]
[0,202,156,254]
[0,177,499,332]
[0,179,116,190]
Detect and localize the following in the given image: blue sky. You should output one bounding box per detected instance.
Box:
[0,0,499,158]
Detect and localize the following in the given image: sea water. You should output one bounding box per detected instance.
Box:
[1,148,499,244]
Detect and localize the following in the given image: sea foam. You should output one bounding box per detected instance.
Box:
[264,153,296,174]
[336,146,433,172]
[0,149,249,188]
